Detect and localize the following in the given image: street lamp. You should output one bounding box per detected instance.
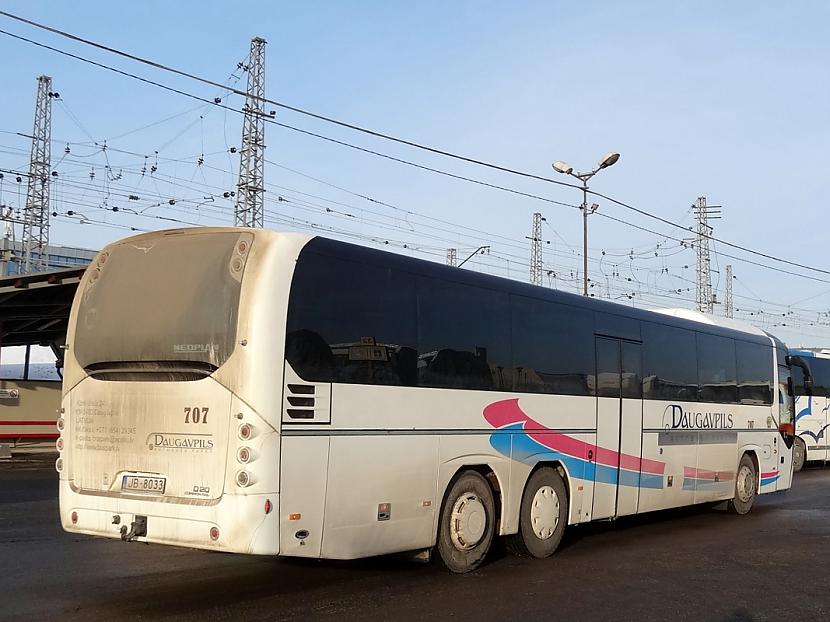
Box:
[551,152,620,296]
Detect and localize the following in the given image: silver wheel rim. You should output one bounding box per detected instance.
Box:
[794,442,804,468]
[530,485,560,540]
[736,464,755,503]
[450,493,487,551]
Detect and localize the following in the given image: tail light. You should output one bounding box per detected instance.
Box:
[56,438,64,451]
[210,527,220,541]
[237,446,257,464]
[56,418,65,432]
[238,423,254,441]
[264,499,273,514]
[71,511,78,524]
[236,470,255,487]
[55,457,63,472]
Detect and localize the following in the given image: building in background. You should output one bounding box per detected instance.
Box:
[0,238,96,277]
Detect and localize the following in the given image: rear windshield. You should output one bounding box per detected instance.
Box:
[74,231,252,370]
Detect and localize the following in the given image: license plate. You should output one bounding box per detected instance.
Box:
[122,475,166,494]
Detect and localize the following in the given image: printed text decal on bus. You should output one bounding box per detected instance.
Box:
[662,405,734,430]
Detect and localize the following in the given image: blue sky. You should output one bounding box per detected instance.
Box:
[1,2,829,345]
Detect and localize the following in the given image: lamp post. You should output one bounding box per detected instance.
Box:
[552,152,620,296]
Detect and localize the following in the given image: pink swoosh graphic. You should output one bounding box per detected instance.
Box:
[484,398,666,475]
[683,466,734,481]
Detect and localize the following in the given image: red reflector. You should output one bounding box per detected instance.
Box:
[779,423,795,436]
[239,423,253,440]
[265,499,273,514]
[210,527,220,541]
[288,513,301,521]
[71,511,78,524]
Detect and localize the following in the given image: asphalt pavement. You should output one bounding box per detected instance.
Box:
[2,453,829,622]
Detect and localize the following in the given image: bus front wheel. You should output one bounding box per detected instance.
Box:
[507,467,568,559]
[728,454,757,515]
[436,470,496,573]
[793,438,806,473]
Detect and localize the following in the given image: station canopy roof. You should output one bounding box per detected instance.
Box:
[0,267,86,347]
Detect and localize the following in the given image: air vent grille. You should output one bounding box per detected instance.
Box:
[285,383,316,419]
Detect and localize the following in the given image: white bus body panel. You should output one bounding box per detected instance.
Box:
[796,395,829,462]
[59,229,311,555]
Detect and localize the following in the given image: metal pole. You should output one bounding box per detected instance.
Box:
[582,179,589,296]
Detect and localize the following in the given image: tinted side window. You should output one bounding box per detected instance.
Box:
[790,362,806,396]
[642,323,698,401]
[417,277,511,391]
[736,341,773,405]
[697,333,738,404]
[621,341,643,399]
[810,358,830,397]
[511,297,595,396]
[286,251,418,386]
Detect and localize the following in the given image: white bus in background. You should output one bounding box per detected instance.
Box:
[59,228,799,573]
[790,349,830,471]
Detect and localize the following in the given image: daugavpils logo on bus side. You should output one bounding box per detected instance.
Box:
[148,433,214,451]
[662,404,734,430]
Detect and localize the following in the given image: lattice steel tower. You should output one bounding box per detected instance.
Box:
[530,212,544,286]
[446,248,457,266]
[21,75,53,273]
[724,264,734,318]
[235,37,267,228]
[693,196,720,313]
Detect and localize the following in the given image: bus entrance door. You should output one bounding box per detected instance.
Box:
[593,337,644,520]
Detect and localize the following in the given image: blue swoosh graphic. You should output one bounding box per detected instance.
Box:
[796,396,812,422]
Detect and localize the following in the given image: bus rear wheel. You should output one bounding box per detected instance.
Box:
[793,438,806,473]
[728,454,757,515]
[507,467,568,559]
[436,470,496,573]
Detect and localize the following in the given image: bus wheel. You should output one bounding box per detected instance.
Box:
[728,454,757,515]
[436,470,496,573]
[507,467,568,559]
[793,438,806,473]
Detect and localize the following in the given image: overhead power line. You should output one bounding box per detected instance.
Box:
[0,27,581,213]
[2,13,830,284]
[589,189,830,277]
[0,10,584,191]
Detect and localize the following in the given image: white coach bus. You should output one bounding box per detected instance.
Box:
[59,228,799,572]
[789,349,830,471]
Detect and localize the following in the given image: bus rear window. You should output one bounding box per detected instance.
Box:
[74,231,252,371]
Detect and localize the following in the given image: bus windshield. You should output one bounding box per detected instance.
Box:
[74,230,252,370]
[778,365,795,429]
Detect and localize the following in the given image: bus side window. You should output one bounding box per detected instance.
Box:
[736,341,773,405]
[286,250,418,386]
[811,358,830,398]
[696,333,738,404]
[642,323,698,402]
[285,329,335,382]
[509,296,595,397]
[789,362,806,396]
[416,277,511,392]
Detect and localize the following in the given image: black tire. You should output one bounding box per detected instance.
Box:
[436,470,496,573]
[506,467,568,558]
[728,454,757,515]
[793,438,806,473]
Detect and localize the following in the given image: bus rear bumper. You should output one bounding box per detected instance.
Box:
[59,480,280,555]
